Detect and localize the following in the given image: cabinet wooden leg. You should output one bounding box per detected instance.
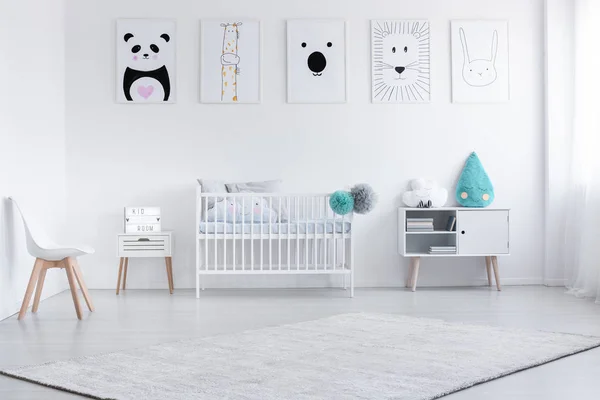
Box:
[491,256,501,291]
[116,257,124,295]
[485,256,493,287]
[406,261,414,288]
[122,258,129,290]
[411,257,421,292]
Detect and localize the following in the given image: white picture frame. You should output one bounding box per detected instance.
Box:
[200,19,262,104]
[287,19,348,104]
[116,19,176,104]
[371,20,431,103]
[451,20,510,103]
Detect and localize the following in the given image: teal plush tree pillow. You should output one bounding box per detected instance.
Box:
[456,152,494,207]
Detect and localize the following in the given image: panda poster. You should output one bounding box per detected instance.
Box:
[451,20,509,103]
[371,20,430,103]
[116,19,176,104]
[200,20,261,104]
[287,20,347,103]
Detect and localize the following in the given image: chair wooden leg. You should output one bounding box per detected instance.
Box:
[485,256,493,287]
[70,258,94,312]
[64,260,83,320]
[165,257,173,294]
[411,257,421,292]
[122,258,129,290]
[116,257,124,295]
[32,263,48,313]
[491,256,501,291]
[18,258,44,320]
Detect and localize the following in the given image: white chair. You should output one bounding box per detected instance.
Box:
[9,197,95,320]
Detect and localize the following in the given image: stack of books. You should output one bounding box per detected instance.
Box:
[406,218,434,232]
[429,246,457,255]
[125,206,161,233]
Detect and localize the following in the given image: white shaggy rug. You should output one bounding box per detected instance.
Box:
[2,313,599,400]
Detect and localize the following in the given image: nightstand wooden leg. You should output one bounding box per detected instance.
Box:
[122,258,129,290]
[491,256,501,291]
[168,257,174,293]
[116,257,124,295]
[165,257,173,294]
[411,257,421,292]
[485,256,493,287]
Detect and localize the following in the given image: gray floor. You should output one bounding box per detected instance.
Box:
[1,287,599,399]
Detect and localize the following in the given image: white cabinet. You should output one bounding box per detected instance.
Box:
[457,210,509,255]
[399,207,510,292]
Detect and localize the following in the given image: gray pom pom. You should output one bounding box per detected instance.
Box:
[351,183,377,214]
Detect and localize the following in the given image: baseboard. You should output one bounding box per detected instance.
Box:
[474,277,544,286]
[0,289,67,322]
[543,278,566,287]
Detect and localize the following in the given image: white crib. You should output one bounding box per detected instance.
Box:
[195,185,354,298]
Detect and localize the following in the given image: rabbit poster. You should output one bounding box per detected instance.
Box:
[451,20,509,103]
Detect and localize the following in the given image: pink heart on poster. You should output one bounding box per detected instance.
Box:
[137,85,154,99]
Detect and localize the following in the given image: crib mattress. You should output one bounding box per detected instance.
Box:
[199,220,351,234]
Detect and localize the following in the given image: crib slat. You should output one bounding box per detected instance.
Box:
[204,195,208,272]
[214,196,217,271]
[223,197,227,268]
[251,195,254,271]
[296,197,299,270]
[342,213,346,271]
[233,199,236,271]
[269,197,272,271]
[304,197,308,270]
[260,196,264,271]
[333,211,337,270]
[287,196,291,271]
[313,197,317,269]
[278,197,282,271]
[324,197,328,270]
[242,197,245,271]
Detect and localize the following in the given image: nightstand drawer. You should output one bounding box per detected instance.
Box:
[118,235,171,257]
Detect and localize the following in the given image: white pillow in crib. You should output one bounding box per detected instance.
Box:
[197,179,227,209]
[238,198,278,223]
[205,198,239,222]
[226,180,288,222]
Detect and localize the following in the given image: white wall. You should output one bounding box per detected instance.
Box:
[544,0,574,286]
[65,0,545,289]
[0,1,67,320]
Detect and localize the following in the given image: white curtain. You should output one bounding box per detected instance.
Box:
[563,0,600,303]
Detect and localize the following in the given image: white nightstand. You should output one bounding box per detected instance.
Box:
[399,208,510,292]
[116,231,174,295]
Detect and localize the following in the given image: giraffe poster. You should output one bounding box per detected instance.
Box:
[287,20,347,103]
[200,20,261,103]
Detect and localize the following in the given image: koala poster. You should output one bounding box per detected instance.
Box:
[200,20,261,103]
[451,20,509,103]
[287,20,347,103]
[371,20,430,103]
[116,19,176,103]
